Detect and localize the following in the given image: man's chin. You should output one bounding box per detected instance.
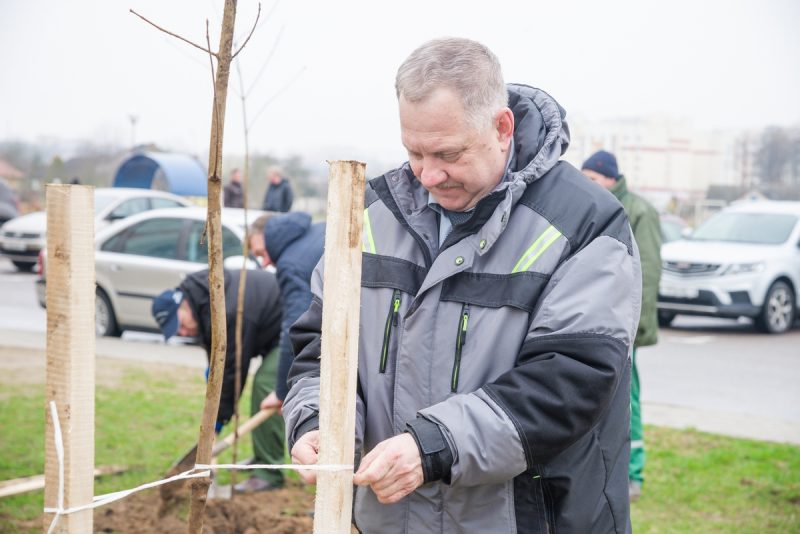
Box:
[432,194,469,213]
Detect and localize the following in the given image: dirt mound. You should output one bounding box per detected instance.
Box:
[94,481,314,533]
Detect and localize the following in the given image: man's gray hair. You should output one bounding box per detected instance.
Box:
[395,37,508,131]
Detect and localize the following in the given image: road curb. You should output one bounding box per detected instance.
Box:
[0,329,206,369]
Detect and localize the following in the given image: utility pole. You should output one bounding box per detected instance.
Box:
[128,114,139,149]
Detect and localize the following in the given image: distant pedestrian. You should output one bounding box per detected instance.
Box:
[69,176,81,185]
[261,167,293,212]
[224,168,244,208]
[582,149,662,502]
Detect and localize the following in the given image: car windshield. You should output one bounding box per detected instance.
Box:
[94,191,121,216]
[690,212,798,244]
[660,220,684,243]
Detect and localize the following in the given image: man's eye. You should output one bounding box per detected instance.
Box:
[441,152,461,162]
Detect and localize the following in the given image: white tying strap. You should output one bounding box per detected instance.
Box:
[43,401,352,523]
[196,463,353,472]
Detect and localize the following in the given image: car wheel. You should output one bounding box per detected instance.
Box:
[12,261,35,272]
[96,289,121,337]
[658,310,676,327]
[755,281,795,334]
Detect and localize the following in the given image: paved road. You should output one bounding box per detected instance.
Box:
[1,258,798,444]
[0,259,46,333]
[641,317,800,443]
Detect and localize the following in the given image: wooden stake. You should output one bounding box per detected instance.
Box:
[43,184,95,533]
[313,160,366,534]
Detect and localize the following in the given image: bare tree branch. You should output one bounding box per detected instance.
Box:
[255,0,280,32]
[231,2,261,59]
[249,65,305,128]
[230,56,251,492]
[162,35,211,71]
[201,19,221,245]
[245,25,285,98]
[130,9,218,58]
[207,21,222,179]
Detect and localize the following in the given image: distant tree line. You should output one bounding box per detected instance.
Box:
[754,126,800,193]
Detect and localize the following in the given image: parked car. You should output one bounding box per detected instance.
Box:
[658,200,800,333]
[0,178,20,227]
[660,213,690,243]
[37,207,264,336]
[0,187,192,271]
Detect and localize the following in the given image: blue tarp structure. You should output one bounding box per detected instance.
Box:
[113,152,207,196]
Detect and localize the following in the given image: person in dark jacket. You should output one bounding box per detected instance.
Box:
[582,149,662,501]
[283,38,639,533]
[248,211,325,411]
[223,168,244,208]
[151,268,285,492]
[261,167,294,212]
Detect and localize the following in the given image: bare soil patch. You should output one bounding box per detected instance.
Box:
[94,481,316,533]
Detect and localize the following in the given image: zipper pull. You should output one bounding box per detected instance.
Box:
[461,304,470,345]
[392,292,401,326]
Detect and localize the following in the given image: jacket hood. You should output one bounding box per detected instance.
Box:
[506,83,570,184]
[265,211,311,263]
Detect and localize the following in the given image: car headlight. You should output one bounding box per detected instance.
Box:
[719,262,764,276]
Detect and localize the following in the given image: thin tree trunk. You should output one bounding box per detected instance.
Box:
[231,56,252,492]
[188,1,237,532]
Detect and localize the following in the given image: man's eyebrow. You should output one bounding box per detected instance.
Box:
[434,147,467,157]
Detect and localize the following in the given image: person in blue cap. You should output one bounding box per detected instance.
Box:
[152,267,286,493]
[582,149,662,502]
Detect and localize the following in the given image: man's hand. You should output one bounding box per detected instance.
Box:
[291,430,320,484]
[353,433,423,504]
[260,391,283,414]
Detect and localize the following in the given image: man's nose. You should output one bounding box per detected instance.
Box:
[418,161,447,189]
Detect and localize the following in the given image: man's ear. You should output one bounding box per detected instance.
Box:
[496,107,514,144]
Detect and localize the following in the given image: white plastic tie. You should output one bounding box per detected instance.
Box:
[44,401,353,520]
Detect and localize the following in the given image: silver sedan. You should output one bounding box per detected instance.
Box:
[37,206,264,336]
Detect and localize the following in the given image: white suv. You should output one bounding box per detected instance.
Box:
[658,200,800,333]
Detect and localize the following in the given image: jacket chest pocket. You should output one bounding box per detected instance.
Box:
[379,289,402,374]
[450,303,471,392]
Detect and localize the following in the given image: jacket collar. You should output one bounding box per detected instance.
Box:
[609,176,629,202]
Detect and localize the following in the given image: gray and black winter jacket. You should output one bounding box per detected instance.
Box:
[284,84,640,533]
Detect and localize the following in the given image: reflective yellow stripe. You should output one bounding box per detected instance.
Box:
[512,225,562,273]
[362,208,376,254]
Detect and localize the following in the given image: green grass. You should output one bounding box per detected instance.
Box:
[0,367,207,531]
[631,426,800,533]
[1,361,798,533]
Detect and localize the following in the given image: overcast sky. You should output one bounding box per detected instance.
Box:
[1,0,798,166]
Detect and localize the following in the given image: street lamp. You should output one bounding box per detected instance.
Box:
[128,114,138,149]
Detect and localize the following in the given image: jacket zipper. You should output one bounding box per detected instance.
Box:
[451,303,470,392]
[379,289,401,373]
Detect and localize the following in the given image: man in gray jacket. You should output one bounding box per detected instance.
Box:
[284,37,640,533]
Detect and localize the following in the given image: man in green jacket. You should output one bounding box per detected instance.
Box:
[582,150,661,501]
